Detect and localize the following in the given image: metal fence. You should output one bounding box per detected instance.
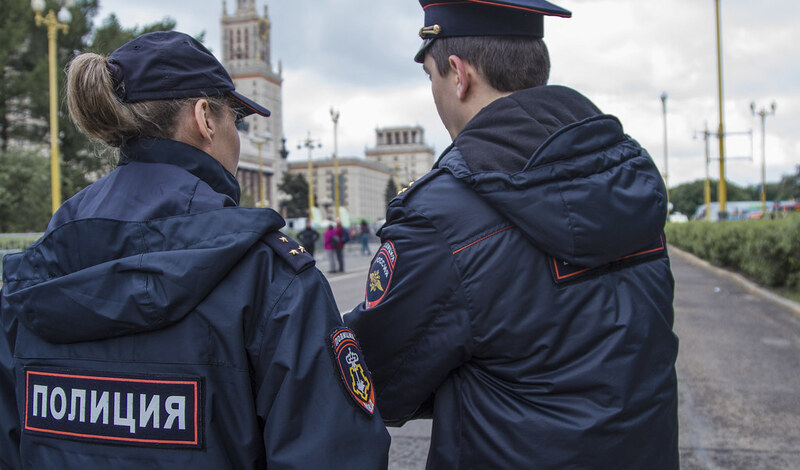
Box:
[0,233,44,276]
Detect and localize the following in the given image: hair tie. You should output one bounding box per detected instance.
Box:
[106,60,126,101]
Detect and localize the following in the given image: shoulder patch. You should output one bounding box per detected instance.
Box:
[550,234,667,285]
[23,367,204,449]
[262,231,315,273]
[365,241,397,309]
[329,328,376,416]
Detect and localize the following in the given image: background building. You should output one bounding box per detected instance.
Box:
[365,125,436,186]
[221,0,285,207]
[287,158,393,224]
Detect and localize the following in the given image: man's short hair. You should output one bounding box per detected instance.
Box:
[428,36,550,92]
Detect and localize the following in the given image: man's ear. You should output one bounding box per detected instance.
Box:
[449,55,471,100]
[193,99,214,143]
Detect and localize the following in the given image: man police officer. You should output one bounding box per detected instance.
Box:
[345,1,679,468]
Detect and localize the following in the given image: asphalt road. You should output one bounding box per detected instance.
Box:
[322,246,800,469]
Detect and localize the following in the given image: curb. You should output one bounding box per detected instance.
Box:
[669,244,800,317]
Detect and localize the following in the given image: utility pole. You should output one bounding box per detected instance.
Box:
[694,124,713,221]
[714,0,728,219]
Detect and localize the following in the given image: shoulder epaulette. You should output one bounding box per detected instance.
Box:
[262,231,315,273]
[393,168,445,202]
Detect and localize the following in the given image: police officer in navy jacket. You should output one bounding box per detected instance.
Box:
[345,1,679,468]
[0,31,389,469]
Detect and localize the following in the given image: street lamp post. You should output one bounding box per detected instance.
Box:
[31,0,72,215]
[660,92,669,214]
[299,132,321,220]
[330,108,341,219]
[702,123,712,221]
[249,134,269,207]
[750,101,777,216]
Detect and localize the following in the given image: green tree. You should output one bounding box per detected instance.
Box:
[0,149,51,232]
[775,165,800,201]
[89,13,178,54]
[278,172,310,218]
[669,180,707,217]
[0,0,179,231]
[669,179,773,217]
[384,178,398,211]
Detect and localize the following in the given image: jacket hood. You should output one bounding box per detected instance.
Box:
[2,208,284,344]
[440,86,667,267]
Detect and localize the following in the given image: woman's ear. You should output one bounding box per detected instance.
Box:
[193,99,214,143]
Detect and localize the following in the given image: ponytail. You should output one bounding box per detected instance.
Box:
[66,53,229,148]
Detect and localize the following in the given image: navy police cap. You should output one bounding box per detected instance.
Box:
[108,31,270,117]
[415,0,571,63]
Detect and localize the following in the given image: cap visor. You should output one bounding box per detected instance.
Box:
[415,39,434,63]
[228,91,271,117]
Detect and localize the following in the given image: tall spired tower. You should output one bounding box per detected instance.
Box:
[221,0,285,208]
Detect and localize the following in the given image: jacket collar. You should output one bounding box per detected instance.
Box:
[119,137,241,204]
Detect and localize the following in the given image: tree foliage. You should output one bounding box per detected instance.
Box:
[0,149,51,232]
[278,172,311,218]
[384,178,398,211]
[0,0,179,230]
[774,165,800,201]
[668,176,794,218]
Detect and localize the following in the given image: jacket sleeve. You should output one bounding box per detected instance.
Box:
[344,202,474,426]
[252,266,390,470]
[0,292,21,469]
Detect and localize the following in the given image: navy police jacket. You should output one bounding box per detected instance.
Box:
[0,138,390,469]
[346,86,679,469]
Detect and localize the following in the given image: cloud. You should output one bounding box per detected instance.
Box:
[95,0,800,187]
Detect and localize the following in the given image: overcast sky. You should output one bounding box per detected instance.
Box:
[95,0,800,189]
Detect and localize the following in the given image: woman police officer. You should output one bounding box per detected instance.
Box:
[0,31,389,469]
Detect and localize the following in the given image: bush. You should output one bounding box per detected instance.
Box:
[665,214,800,289]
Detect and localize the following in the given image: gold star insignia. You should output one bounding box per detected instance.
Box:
[299,246,307,253]
[289,249,299,256]
[279,236,289,243]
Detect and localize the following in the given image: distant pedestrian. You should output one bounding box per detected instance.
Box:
[324,224,342,273]
[359,220,371,255]
[297,219,320,256]
[335,220,347,272]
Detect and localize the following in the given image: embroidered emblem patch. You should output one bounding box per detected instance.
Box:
[329,328,376,416]
[365,241,397,309]
[23,367,204,449]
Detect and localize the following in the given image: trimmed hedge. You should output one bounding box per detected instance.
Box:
[665,214,800,289]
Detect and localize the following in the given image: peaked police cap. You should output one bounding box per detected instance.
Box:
[415,0,572,63]
[108,31,270,117]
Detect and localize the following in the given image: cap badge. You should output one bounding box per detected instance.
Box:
[419,24,442,38]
